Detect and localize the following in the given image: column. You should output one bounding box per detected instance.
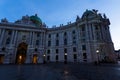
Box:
[32,32,35,47]
[0,29,5,46]
[39,32,41,47]
[92,24,96,41]
[29,32,32,45]
[41,32,43,47]
[13,30,18,45]
[43,32,45,47]
[39,32,42,47]
[0,29,1,37]
[10,30,15,45]
[85,23,89,42]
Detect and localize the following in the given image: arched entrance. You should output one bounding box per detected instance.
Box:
[16,42,28,64]
[0,54,4,64]
[32,54,38,64]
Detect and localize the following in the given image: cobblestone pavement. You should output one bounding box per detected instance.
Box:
[0,63,120,80]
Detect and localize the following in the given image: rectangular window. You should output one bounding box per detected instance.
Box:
[8,30,12,35]
[47,56,50,61]
[82,45,86,50]
[56,40,59,46]
[64,39,67,45]
[81,26,85,31]
[56,33,59,37]
[48,34,51,38]
[56,55,58,60]
[36,40,39,46]
[73,47,77,52]
[74,54,77,59]
[48,41,51,46]
[37,33,40,37]
[47,50,50,54]
[64,48,67,53]
[56,49,59,54]
[83,53,87,59]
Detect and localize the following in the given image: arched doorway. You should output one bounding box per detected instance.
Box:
[0,54,4,64]
[16,42,28,64]
[32,54,38,64]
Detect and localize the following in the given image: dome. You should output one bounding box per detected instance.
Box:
[82,9,98,19]
[30,14,42,26]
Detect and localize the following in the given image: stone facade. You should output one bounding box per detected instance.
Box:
[0,9,116,64]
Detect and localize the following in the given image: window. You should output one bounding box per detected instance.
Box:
[8,30,12,35]
[82,45,86,50]
[74,54,77,59]
[64,48,67,53]
[83,53,87,59]
[34,48,38,52]
[37,33,40,37]
[36,40,39,45]
[81,32,86,37]
[73,36,76,39]
[47,50,50,54]
[81,38,86,42]
[22,35,26,40]
[95,25,99,30]
[56,49,59,54]
[73,47,77,52]
[64,32,67,36]
[64,38,67,45]
[6,38,10,44]
[56,33,59,37]
[48,34,51,38]
[47,56,50,61]
[81,26,85,31]
[48,41,51,46]
[56,55,58,61]
[73,41,76,44]
[56,40,59,46]
[72,30,76,34]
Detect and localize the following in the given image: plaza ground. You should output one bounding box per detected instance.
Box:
[0,63,120,80]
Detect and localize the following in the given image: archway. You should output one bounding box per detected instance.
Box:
[32,54,38,64]
[0,54,4,64]
[16,42,28,64]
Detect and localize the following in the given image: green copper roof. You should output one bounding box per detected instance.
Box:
[30,14,42,26]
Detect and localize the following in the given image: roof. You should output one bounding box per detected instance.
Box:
[30,14,42,26]
[82,9,98,19]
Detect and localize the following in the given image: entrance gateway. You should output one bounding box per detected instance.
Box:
[15,42,38,64]
[16,42,28,64]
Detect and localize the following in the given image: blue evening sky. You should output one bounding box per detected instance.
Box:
[0,0,120,50]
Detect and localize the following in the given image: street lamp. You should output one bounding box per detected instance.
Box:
[96,49,99,64]
[43,54,46,64]
[65,53,67,56]
[64,53,67,64]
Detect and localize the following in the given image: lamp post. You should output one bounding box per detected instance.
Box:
[64,53,67,64]
[96,49,99,64]
[43,54,46,64]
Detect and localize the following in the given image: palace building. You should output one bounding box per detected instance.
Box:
[0,9,116,64]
